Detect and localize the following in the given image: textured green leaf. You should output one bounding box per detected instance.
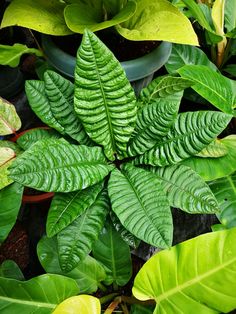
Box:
[0,274,79,313]
[224,0,236,33]
[134,111,232,167]
[46,182,104,237]
[92,219,132,286]
[0,141,22,156]
[133,228,236,314]
[0,97,21,135]
[57,190,109,272]
[196,139,228,158]
[0,260,24,281]
[148,164,220,214]
[0,161,14,190]
[9,139,113,192]
[127,95,180,156]
[178,65,235,113]
[108,164,172,248]
[0,183,24,244]
[37,236,106,294]
[74,30,137,160]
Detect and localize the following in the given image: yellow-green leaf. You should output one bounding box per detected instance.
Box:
[0,97,21,135]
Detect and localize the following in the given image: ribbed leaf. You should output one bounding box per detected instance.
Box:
[74,30,137,160]
[127,95,180,156]
[92,219,132,286]
[0,161,14,190]
[9,139,113,192]
[46,182,104,237]
[134,111,232,167]
[0,97,21,135]
[108,164,172,248]
[133,228,236,314]
[57,190,109,272]
[0,260,24,281]
[148,164,220,214]
[196,139,228,158]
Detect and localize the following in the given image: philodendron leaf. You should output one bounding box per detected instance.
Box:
[57,190,109,272]
[53,295,101,314]
[196,139,228,158]
[0,97,21,135]
[74,30,137,160]
[130,304,154,314]
[135,111,232,167]
[37,236,106,294]
[178,65,236,113]
[108,164,172,248]
[0,274,79,313]
[0,183,24,244]
[0,260,24,280]
[92,219,132,286]
[9,139,113,192]
[0,43,42,67]
[225,0,236,33]
[133,228,236,314]
[116,0,198,45]
[46,181,104,237]
[1,0,72,35]
[148,164,220,214]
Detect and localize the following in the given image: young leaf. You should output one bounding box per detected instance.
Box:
[196,139,228,158]
[108,164,172,249]
[0,260,24,281]
[133,228,236,314]
[9,139,113,192]
[57,190,109,272]
[74,30,137,160]
[0,97,21,135]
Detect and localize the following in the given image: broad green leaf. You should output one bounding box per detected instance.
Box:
[1,0,72,35]
[53,295,101,314]
[74,30,137,160]
[92,219,132,286]
[208,172,236,228]
[116,0,198,45]
[57,190,109,272]
[224,64,236,77]
[133,228,236,314]
[0,140,22,156]
[37,236,106,294]
[0,183,24,244]
[127,95,180,156]
[0,97,21,135]
[108,164,172,248]
[226,27,236,38]
[64,1,136,33]
[196,139,228,158]
[130,304,155,314]
[212,0,225,37]
[0,260,24,281]
[0,147,15,166]
[9,139,113,192]
[134,111,232,167]
[224,0,236,33]
[211,224,227,232]
[182,135,236,181]
[0,274,79,313]
[178,65,235,113]
[46,182,104,237]
[0,161,14,190]
[148,164,220,214]
[0,44,42,67]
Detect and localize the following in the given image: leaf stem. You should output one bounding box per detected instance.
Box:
[104,297,122,314]
[98,282,107,292]
[100,293,119,305]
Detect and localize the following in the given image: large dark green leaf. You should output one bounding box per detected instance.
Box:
[92,220,132,286]
[57,190,109,272]
[46,182,104,237]
[0,260,24,281]
[134,111,232,167]
[133,228,236,314]
[108,164,172,248]
[74,30,137,160]
[0,274,79,313]
[0,97,21,136]
[9,139,113,192]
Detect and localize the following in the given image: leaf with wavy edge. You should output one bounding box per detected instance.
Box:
[0,97,21,135]
[74,30,137,160]
[133,228,236,314]
[108,163,172,248]
[46,181,104,237]
[134,111,232,167]
[196,139,228,158]
[9,139,113,192]
[58,190,109,272]
[0,260,24,280]
[148,164,219,214]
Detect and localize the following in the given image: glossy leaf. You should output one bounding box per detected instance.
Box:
[0,274,79,313]
[57,190,109,272]
[74,30,137,160]
[0,183,24,243]
[46,182,104,237]
[224,64,236,77]
[212,0,226,37]
[0,260,24,280]
[37,236,106,294]
[0,97,21,135]
[130,304,154,314]
[196,139,228,158]
[134,111,232,167]
[92,220,132,286]
[108,164,172,248]
[9,139,113,192]
[225,0,236,33]
[133,228,236,314]
[148,164,220,214]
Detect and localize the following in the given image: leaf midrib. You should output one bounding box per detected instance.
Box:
[151,78,192,99]
[0,295,56,308]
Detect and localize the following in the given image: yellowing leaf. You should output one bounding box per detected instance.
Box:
[0,147,15,166]
[0,97,21,135]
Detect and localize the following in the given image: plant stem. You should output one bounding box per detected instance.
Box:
[121,303,129,314]
[98,282,107,292]
[100,293,119,305]
[28,29,43,54]
[113,282,119,291]
[104,297,122,314]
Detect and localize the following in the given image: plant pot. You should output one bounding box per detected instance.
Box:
[0,66,24,99]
